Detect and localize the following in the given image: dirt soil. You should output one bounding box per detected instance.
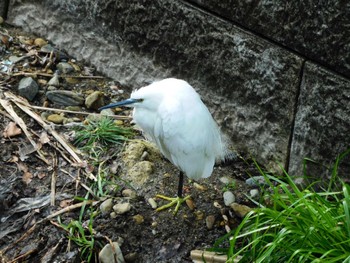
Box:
[0,23,261,263]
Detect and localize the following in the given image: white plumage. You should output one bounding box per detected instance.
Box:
[100,78,226,213]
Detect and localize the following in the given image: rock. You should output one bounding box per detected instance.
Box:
[121,189,137,199]
[0,16,4,25]
[230,203,253,218]
[147,198,157,209]
[99,242,125,263]
[48,74,60,86]
[124,252,138,262]
[85,91,105,110]
[113,203,131,215]
[40,44,55,53]
[133,214,144,224]
[205,215,215,230]
[9,55,22,63]
[46,90,84,106]
[18,77,39,101]
[223,191,235,206]
[56,62,74,74]
[47,114,65,124]
[100,198,113,214]
[185,198,195,210]
[249,189,260,199]
[34,38,48,47]
[245,176,268,187]
[126,161,154,188]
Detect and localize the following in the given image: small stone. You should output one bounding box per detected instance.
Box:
[100,108,116,116]
[85,91,105,110]
[193,182,207,191]
[56,62,74,74]
[124,252,138,262]
[223,191,235,206]
[40,44,55,53]
[185,198,195,210]
[140,151,149,161]
[194,210,204,220]
[47,86,57,91]
[46,90,84,106]
[206,215,215,230]
[245,176,268,187]
[48,74,60,86]
[9,56,22,63]
[18,77,39,101]
[250,189,260,199]
[110,212,117,219]
[230,203,253,218]
[147,198,157,209]
[213,201,222,209]
[100,198,113,214]
[0,16,4,25]
[47,114,65,124]
[38,79,47,86]
[113,203,131,215]
[99,242,125,263]
[219,176,232,185]
[34,38,48,47]
[122,189,137,199]
[133,214,144,224]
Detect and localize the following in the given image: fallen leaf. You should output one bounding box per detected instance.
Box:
[37,172,47,179]
[3,122,22,138]
[39,132,50,144]
[59,199,73,208]
[23,171,33,184]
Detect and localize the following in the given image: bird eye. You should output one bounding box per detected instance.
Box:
[137,98,144,103]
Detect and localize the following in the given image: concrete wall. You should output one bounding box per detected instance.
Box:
[3,0,350,178]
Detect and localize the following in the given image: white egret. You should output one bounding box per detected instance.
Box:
[100,78,225,214]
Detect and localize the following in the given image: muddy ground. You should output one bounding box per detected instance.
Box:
[0,23,261,262]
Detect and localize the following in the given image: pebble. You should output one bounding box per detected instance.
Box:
[185,198,195,210]
[113,203,131,215]
[18,77,39,101]
[48,74,60,86]
[205,215,215,230]
[100,108,115,116]
[46,90,85,106]
[0,16,4,25]
[47,114,65,124]
[85,91,105,110]
[194,210,204,220]
[213,201,222,209]
[99,242,125,263]
[219,176,232,185]
[34,38,48,47]
[122,189,137,199]
[245,176,268,187]
[100,198,113,214]
[133,214,144,224]
[193,182,207,191]
[230,203,253,218]
[124,252,138,262]
[223,191,235,206]
[250,189,260,199]
[110,212,117,219]
[147,198,157,209]
[56,62,74,74]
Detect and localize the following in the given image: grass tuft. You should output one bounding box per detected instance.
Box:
[73,116,134,152]
[213,151,350,262]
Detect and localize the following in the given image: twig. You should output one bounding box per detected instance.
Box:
[51,152,58,206]
[4,91,97,181]
[27,104,131,120]
[8,249,37,263]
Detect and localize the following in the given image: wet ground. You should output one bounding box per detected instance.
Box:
[0,23,261,262]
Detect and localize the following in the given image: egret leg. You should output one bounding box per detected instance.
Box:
[156,172,191,215]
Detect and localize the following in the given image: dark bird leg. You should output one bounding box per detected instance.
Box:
[177,171,184,198]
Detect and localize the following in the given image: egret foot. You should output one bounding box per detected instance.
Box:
[155,194,191,215]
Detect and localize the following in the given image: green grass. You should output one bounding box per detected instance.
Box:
[73,116,134,153]
[213,150,350,262]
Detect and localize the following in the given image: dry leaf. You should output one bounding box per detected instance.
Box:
[3,122,22,138]
[23,171,33,184]
[37,172,47,179]
[17,161,28,173]
[39,132,50,144]
[59,199,73,208]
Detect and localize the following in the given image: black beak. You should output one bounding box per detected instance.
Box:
[99,98,140,111]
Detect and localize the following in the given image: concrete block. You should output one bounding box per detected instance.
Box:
[289,62,350,178]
